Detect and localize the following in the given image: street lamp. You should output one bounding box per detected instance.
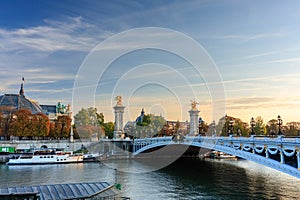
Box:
[212,120,216,136]
[250,117,255,135]
[277,115,283,135]
[199,117,203,135]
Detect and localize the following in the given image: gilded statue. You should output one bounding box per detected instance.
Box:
[191,100,199,110]
[115,96,122,106]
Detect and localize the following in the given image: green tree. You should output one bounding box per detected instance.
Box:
[232,118,248,136]
[74,107,106,139]
[136,114,151,126]
[103,122,114,139]
[220,115,249,136]
[74,107,104,127]
[96,112,104,126]
[266,119,278,136]
[253,116,266,135]
[74,108,90,126]
[125,114,166,138]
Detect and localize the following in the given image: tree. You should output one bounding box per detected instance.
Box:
[33,113,50,139]
[49,122,56,139]
[285,122,300,136]
[74,108,89,126]
[266,119,278,136]
[74,107,104,127]
[220,115,249,136]
[76,124,104,139]
[103,122,114,139]
[136,114,151,126]
[10,109,34,139]
[232,118,248,136]
[96,112,104,126]
[72,124,80,139]
[175,120,180,133]
[0,112,4,137]
[54,115,72,139]
[125,114,166,138]
[253,116,266,135]
[74,107,107,139]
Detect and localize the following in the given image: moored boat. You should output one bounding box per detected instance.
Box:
[7,148,83,165]
[210,151,237,159]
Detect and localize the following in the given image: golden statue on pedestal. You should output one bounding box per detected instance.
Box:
[191,100,199,110]
[115,96,122,106]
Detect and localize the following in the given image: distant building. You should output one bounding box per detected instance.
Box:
[0,81,71,121]
[135,108,145,123]
[164,120,190,135]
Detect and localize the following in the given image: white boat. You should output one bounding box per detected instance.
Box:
[7,148,83,165]
[210,151,237,159]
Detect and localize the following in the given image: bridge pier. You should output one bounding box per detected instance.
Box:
[113,96,125,139]
[265,147,269,159]
[280,149,285,164]
[297,150,300,170]
[188,101,200,136]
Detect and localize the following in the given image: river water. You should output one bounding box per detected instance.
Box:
[1,158,300,199]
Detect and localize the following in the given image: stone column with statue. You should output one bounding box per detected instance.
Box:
[67,104,74,143]
[113,96,125,139]
[189,100,200,136]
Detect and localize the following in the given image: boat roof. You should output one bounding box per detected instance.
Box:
[0,182,118,199]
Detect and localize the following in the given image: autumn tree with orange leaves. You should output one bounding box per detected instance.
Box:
[5,109,51,139]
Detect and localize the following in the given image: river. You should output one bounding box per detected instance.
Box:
[1,158,300,199]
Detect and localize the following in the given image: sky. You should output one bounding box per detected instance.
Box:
[1,0,300,124]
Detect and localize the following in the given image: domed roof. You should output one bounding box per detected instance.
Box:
[0,84,43,114]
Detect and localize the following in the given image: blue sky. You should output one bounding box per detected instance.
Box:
[1,0,300,124]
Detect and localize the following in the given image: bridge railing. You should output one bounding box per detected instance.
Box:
[133,135,300,150]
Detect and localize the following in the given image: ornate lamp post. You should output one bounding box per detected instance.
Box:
[212,120,216,136]
[199,117,203,135]
[250,117,255,135]
[277,115,283,135]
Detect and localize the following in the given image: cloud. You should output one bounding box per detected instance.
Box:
[208,32,284,42]
[0,16,112,52]
[242,47,300,60]
[264,57,300,64]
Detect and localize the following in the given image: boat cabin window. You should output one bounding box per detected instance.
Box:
[20,155,33,159]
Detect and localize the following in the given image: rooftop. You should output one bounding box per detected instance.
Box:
[0,182,118,200]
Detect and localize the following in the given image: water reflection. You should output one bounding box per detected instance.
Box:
[1,159,300,199]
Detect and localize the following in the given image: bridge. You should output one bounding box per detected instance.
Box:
[132,135,300,178]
